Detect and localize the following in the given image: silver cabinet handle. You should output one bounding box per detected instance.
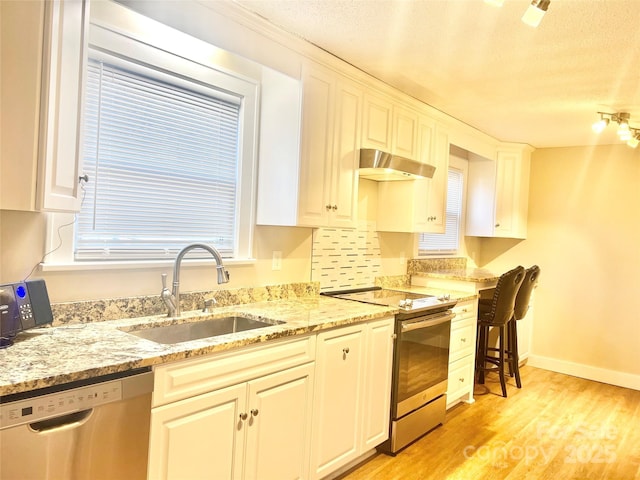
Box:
[251,409,259,417]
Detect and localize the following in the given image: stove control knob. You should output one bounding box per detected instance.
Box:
[400,299,413,309]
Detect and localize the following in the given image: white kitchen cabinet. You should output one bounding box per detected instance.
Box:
[0,0,88,212]
[376,118,450,233]
[311,324,364,479]
[149,336,316,480]
[259,62,361,228]
[310,316,394,479]
[361,93,393,152]
[447,299,478,408]
[361,93,419,161]
[466,144,532,239]
[361,317,395,450]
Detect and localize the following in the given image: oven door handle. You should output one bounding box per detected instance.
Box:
[400,312,454,332]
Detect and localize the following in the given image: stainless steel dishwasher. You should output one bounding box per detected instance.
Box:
[0,368,153,480]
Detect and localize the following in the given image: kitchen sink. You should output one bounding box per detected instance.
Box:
[124,316,285,344]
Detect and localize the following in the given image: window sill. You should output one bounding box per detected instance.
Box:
[40,257,256,272]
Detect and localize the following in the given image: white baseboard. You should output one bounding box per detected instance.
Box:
[527,354,640,391]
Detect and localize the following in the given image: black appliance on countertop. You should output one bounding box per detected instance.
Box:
[0,280,53,348]
[323,286,457,454]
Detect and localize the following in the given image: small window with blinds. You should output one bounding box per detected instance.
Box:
[419,168,464,255]
[75,58,241,261]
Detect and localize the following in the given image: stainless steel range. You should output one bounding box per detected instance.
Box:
[325,287,457,455]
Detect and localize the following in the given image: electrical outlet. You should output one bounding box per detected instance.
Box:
[272,251,282,271]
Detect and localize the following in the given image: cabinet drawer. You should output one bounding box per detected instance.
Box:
[447,356,474,401]
[153,335,316,407]
[452,301,475,322]
[449,318,475,362]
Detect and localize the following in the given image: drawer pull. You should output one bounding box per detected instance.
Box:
[459,377,465,383]
[251,409,259,417]
[239,412,248,421]
[460,338,467,343]
[343,347,350,354]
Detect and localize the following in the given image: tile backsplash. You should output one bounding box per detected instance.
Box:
[311,221,382,292]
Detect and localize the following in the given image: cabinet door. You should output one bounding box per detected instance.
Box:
[298,64,334,227]
[361,317,394,450]
[329,79,362,228]
[39,0,88,211]
[494,150,518,236]
[424,124,450,233]
[392,106,418,160]
[148,383,247,480]
[361,93,392,151]
[244,363,315,480]
[311,325,365,479]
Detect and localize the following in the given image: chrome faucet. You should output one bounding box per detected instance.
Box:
[161,243,230,317]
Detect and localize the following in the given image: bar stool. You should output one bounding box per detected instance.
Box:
[507,265,541,388]
[475,265,525,397]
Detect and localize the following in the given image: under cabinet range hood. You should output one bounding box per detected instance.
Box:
[358,148,436,181]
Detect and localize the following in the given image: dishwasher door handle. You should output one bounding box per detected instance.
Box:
[28,409,93,433]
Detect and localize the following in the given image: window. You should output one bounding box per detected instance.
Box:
[419,168,464,255]
[45,5,261,266]
[75,57,241,260]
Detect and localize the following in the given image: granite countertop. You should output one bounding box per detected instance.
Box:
[0,286,474,397]
[0,296,397,397]
[411,268,500,284]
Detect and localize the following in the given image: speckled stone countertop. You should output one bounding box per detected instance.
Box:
[411,268,500,284]
[407,257,500,284]
[0,282,475,397]
[0,296,397,397]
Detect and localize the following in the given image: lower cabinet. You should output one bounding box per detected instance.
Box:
[148,317,395,480]
[148,337,316,480]
[149,363,314,480]
[447,299,478,408]
[310,316,394,479]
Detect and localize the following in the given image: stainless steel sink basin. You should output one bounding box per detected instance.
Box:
[125,316,285,344]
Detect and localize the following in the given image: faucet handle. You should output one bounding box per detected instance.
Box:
[202,298,217,313]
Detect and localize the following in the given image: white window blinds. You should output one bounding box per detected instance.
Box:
[419,168,464,254]
[75,58,241,260]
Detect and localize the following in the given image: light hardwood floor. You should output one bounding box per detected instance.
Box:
[339,366,640,480]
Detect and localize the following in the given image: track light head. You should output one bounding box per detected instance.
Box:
[522,0,551,27]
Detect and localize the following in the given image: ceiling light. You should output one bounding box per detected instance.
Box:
[592,115,610,134]
[484,0,505,6]
[592,112,640,148]
[522,0,550,27]
[617,112,631,139]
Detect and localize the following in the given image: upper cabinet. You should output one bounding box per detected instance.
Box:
[361,93,418,161]
[256,62,361,228]
[0,0,88,212]
[466,144,532,239]
[376,115,450,233]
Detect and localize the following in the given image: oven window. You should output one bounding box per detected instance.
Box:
[396,320,451,404]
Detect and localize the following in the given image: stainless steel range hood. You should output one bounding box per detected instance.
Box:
[358,148,436,181]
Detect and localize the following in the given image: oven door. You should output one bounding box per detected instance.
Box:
[392,310,453,419]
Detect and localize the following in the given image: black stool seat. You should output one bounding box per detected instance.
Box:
[476,266,525,397]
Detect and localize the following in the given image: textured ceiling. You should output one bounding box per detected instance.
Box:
[234,0,640,148]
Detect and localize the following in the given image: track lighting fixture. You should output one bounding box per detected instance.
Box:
[485,0,551,27]
[522,0,551,27]
[592,112,640,148]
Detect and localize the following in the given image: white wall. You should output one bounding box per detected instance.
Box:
[480,144,640,389]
